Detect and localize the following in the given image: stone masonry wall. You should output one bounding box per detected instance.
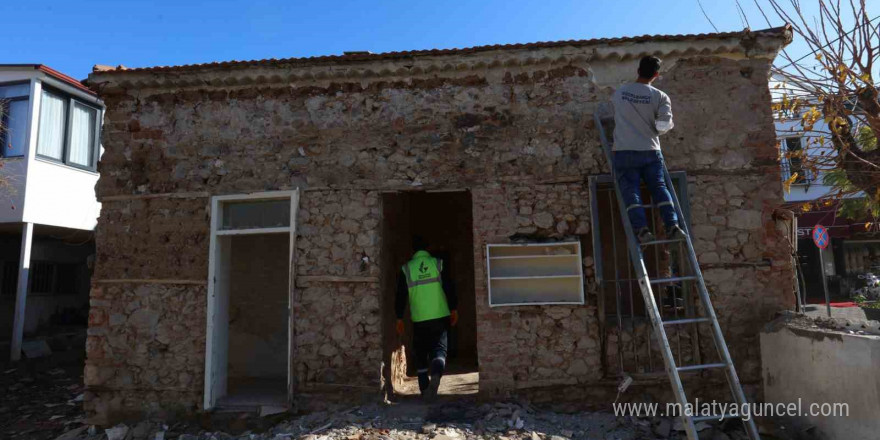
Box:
[85,283,206,424]
[472,184,602,396]
[294,190,383,388]
[87,31,793,421]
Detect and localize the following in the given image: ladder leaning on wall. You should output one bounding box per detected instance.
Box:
[593,103,761,440]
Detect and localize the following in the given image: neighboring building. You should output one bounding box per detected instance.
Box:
[772,74,879,302]
[84,27,794,423]
[0,65,104,360]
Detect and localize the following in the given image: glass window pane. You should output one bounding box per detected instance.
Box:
[221,199,291,230]
[0,83,30,99]
[36,90,66,160]
[2,99,29,157]
[69,102,97,167]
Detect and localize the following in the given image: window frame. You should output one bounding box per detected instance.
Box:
[35,85,102,172]
[0,80,31,99]
[0,80,32,159]
[781,136,809,184]
[486,241,585,307]
[1,96,30,158]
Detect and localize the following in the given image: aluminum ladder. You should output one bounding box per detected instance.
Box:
[594,105,760,440]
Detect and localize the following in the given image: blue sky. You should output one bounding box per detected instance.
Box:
[2,0,877,80]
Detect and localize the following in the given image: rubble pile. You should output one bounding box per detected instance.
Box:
[48,401,753,440]
[1,354,87,440]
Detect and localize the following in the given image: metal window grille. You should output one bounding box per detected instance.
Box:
[589,172,706,378]
[1,261,17,296]
[30,261,55,294]
[781,137,812,184]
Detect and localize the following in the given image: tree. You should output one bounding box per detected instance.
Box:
[0,99,10,193]
[761,0,880,223]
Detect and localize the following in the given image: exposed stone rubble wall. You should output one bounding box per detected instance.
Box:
[86,30,793,422]
[472,184,602,396]
[293,190,383,388]
[85,283,206,424]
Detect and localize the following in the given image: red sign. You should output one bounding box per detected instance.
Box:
[812,224,830,249]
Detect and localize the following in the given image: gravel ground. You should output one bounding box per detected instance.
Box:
[2,341,805,440]
[40,398,769,440]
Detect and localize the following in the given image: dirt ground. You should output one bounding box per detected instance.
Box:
[0,334,88,440]
[396,372,479,397]
[1,346,816,440]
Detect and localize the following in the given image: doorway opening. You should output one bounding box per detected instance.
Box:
[220,234,289,408]
[204,191,299,411]
[381,191,478,398]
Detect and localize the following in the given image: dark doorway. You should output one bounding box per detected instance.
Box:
[380,191,478,397]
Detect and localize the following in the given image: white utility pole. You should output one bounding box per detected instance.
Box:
[10,222,34,361]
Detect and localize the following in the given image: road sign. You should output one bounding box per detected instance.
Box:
[812,224,829,249]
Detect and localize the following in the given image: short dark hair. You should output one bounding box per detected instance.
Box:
[638,56,662,79]
[412,235,428,251]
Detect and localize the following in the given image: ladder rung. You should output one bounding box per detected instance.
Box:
[693,413,746,423]
[650,276,697,284]
[640,238,683,247]
[663,317,710,326]
[677,362,728,372]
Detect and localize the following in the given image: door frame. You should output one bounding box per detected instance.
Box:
[203,189,300,410]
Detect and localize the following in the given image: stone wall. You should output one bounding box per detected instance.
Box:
[85,283,206,424]
[86,29,793,422]
[472,184,602,396]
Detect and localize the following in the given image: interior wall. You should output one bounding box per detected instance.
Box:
[227,233,289,380]
[409,192,477,368]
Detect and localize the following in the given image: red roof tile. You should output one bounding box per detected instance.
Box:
[94,26,791,75]
[37,65,97,96]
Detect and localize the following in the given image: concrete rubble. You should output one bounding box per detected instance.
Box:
[50,401,756,440]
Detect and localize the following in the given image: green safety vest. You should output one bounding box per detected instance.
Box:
[402,251,450,322]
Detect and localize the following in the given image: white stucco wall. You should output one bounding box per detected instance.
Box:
[21,79,102,231]
[0,69,102,231]
[0,158,27,223]
[762,323,880,439]
[22,158,100,230]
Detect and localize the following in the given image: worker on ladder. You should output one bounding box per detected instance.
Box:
[395,236,458,400]
[611,56,687,243]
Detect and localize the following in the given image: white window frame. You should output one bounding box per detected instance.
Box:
[486,241,585,307]
[203,189,300,410]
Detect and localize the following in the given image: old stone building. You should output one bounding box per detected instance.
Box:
[84,26,795,423]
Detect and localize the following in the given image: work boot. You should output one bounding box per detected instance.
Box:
[425,358,445,401]
[636,227,655,244]
[665,224,687,241]
[417,372,430,396]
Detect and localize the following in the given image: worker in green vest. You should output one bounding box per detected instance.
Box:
[395,236,458,400]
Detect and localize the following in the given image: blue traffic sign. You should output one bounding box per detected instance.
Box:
[812,224,829,249]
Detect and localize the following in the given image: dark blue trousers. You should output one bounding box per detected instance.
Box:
[612,150,678,230]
